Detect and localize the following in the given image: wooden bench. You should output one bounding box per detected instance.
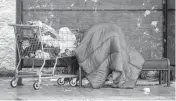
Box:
[142,58,170,87]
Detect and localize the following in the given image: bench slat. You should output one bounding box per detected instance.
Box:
[143,59,169,70]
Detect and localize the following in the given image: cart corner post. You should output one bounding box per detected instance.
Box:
[16,0,23,86]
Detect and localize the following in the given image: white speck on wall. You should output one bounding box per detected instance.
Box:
[50,14,54,18]
[144,31,149,36]
[36,5,40,8]
[137,23,141,27]
[144,10,151,17]
[151,5,158,10]
[42,4,47,8]
[142,3,145,6]
[29,6,34,9]
[137,17,142,28]
[154,28,159,33]
[151,21,158,27]
[84,0,87,2]
[92,0,98,3]
[137,17,141,22]
[71,3,74,7]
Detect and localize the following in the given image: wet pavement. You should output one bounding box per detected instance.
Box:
[0,77,175,101]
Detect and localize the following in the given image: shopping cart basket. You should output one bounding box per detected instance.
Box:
[9,23,82,90]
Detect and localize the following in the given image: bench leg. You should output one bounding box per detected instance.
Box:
[167,67,170,87]
[165,71,168,84]
[159,71,163,85]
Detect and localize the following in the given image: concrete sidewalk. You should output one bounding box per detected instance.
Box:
[0,77,175,101]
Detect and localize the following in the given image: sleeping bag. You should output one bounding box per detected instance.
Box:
[75,23,145,89]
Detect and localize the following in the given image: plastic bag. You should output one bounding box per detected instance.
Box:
[27,21,58,39]
[59,27,76,53]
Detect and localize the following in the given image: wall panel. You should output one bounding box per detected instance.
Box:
[22,0,166,60]
[167,11,175,65]
[23,0,163,10]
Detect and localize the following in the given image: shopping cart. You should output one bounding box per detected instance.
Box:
[9,23,81,90]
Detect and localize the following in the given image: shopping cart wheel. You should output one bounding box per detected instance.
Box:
[69,78,77,87]
[10,78,17,88]
[33,80,40,90]
[57,78,65,85]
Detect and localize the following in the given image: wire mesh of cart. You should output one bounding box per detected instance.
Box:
[9,23,81,90]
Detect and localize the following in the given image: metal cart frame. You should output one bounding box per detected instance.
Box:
[9,24,82,90]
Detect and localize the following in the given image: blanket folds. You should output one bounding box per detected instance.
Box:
[75,23,145,88]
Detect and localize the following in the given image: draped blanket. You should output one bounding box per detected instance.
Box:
[75,23,145,89]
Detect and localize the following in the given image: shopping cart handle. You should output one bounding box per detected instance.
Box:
[8,23,39,27]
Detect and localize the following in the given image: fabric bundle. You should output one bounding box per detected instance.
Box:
[75,23,145,89]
